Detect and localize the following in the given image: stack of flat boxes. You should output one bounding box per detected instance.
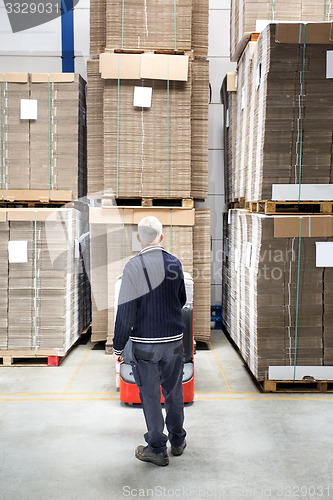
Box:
[230,0,333,61]
[222,7,333,382]
[0,73,91,358]
[88,0,211,345]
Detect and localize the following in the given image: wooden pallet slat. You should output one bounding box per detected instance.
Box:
[248,200,333,215]
[262,379,333,393]
[101,197,194,209]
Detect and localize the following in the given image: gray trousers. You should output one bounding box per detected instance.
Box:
[131,339,187,454]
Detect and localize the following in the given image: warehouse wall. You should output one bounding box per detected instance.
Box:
[0,0,90,78]
[0,0,234,306]
[202,0,236,305]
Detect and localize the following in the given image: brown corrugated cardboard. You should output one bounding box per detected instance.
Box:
[100,53,189,82]
[140,55,189,81]
[0,73,28,82]
[275,22,333,44]
[99,53,142,80]
[274,216,333,238]
[227,72,237,92]
[31,73,76,83]
[89,207,195,226]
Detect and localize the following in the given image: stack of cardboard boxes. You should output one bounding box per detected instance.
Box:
[230,0,333,61]
[88,0,211,345]
[222,4,333,384]
[0,74,91,361]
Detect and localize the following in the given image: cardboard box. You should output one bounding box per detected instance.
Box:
[222,210,333,381]
[0,208,91,354]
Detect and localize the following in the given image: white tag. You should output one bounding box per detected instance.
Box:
[8,240,28,263]
[256,19,270,32]
[133,87,152,108]
[132,232,142,252]
[326,51,333,79]
[241,86,246,110]
[226,108,230,129]
[316,242,333,267]
[246,242,252,270]
[20,99,38,120]
[228,210,231,225]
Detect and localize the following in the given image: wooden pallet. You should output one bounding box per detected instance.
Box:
[0,189,73,208]
[0,324,91,367]
[229,198,248,210]
[262,379,333,393]
[106,48,193,57]
[249,200,333,215]
[102,197,194,209]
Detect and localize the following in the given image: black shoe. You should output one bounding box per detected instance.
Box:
[135,445,169,466]
[171,440,187,456]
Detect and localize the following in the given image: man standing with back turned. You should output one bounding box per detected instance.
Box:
[112,216,187,467]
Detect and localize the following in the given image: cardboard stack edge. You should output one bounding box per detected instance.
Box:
[223,17,333,387]
[0,72,91,363]
[222,210,333,383]
[0,208,91,361]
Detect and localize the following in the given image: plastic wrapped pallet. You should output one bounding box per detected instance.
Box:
[102,55,192,199]
[105,0,192,51]
[0,208,90,355]
[88,54,209,200]
[222,209,333,381]
[230,0,333,59]
[0,73,87,201]
[90,207,211,345]
[231,23,333,203]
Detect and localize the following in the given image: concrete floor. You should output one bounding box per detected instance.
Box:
[1,330,333,500]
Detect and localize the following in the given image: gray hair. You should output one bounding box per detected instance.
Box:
[138,216,163,245]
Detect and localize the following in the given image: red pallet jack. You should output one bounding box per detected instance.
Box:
[119,305,195,404]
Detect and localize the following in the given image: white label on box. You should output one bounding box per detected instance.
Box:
[256,20,270,32]
[246,242,252,270]
[132,231,142,252]
[226,108,230,129]
[241,86,246,110]
[20,99,38,120]
[326,51,333,79]
[269,365,333,381]
[316,242,333,267]
[272,183,333,201]
[133,86,152,108]
[8,240,28,263]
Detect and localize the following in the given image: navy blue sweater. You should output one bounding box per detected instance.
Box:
[112,246,186,355]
